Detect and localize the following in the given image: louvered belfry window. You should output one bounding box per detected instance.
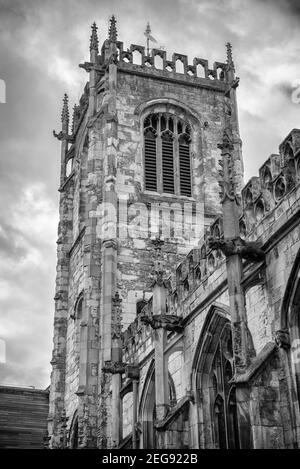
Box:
[143,113,192,196]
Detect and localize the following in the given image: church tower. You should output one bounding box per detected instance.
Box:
[48,16,243,448]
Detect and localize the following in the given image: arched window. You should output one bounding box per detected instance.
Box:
[66,157,73,178]
[143,113,192,197]
[69,412,79,449]
[210,326,239,449]
[192,306,244,449]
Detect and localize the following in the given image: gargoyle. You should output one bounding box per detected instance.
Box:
[208,236,264,262]
[140,314,183,333]
[79,61,94,73]
[53,130,75,142]
[225,77,240,97]
[102,361,126,374]
[275,329,290,350]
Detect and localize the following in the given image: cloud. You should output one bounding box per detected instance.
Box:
[0,0,299,388]
[0,183,57,387]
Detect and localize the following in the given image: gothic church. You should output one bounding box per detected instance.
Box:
[48,16,300,449]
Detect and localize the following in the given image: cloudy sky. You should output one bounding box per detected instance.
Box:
[0,0,299,389]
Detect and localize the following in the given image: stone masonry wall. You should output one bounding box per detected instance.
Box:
[121,129,300,448]
[115,69,227,328]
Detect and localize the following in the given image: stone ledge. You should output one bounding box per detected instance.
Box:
[155,395,191,431]
[232,342,277,385]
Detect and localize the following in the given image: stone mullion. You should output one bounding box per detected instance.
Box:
[174,116,180,196]
[157,114,163,193]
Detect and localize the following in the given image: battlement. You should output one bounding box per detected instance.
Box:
[66,22,232,140]
[113,41,227,86]
[241,128,300,233]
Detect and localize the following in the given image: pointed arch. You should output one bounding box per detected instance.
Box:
[281,246,300,331]
[139,360,156,449]
[138,359,181,448]
[191,303,230,377]
[74,291,84,320]
[280,246,300,411]
[69,410,79,449]
[135,97,202,128]
[191,303,239,449]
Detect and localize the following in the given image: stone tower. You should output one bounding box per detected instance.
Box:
[48,16,243,448]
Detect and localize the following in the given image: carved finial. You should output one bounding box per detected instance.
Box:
[109,15,118,42]
[217,129,236,203]
[90,22,99,53]
[112,291,122,339]
[226,42,235,72]
[151,236,164,252]
[61,93,69,123]
[217,129,234,153]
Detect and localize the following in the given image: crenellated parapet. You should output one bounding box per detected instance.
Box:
[115,40,227,86]
[241,129,300,233]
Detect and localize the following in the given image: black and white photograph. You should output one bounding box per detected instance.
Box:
[0,0,300,454]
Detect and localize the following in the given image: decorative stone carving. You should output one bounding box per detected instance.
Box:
[111,292,122,339]
[207,236,264,262]
[275,329,291,350]
[102,361,126,374]
[225,77,240,97]
[217,131,236,203]
[274,175,286,201]
[140,314,184,333]
[52,130,74,142]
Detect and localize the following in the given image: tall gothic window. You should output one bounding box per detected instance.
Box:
[210,325,239,449]
[143,113,192,197]
[193,308,244,449]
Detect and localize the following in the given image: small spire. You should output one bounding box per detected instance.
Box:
[61,93,69,123]
[226,42,235,71]
[109,15,118,42]
[90,22,99,53]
